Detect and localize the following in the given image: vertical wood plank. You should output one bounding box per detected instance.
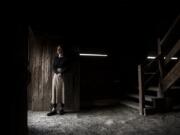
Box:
[138,65,145,115]
[157,38,164,98]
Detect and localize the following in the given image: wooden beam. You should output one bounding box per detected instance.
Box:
[160,15,180,47]
[162,60,180,92]
[157,38,164,98]
[164,40,180,65]
[138,65,145,115]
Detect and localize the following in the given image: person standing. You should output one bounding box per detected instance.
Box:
[47,45,67,116]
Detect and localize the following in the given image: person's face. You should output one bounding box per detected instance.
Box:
[57,46,63,54]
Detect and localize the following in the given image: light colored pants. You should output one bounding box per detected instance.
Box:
[51,73,65,104]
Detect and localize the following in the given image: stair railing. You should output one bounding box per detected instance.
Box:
[138,14,180,115]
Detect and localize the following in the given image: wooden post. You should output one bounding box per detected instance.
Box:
[138,65,145,115]
[157,38,164,98]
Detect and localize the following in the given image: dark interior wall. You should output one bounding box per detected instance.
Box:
[78,35,146,108]
[80,56,113,107]
[79,53,139,108]
[28,28,80,111]
[11,24,27,135]
[3,24,28,135]
[64,50,80,111]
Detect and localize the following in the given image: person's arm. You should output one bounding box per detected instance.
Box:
[61,57,69,74]
[53,57,58,74]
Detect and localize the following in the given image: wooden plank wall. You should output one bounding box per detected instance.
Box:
[64,56,80,111]
[28,29,80,111]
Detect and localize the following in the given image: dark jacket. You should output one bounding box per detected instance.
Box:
[53,55,67,74]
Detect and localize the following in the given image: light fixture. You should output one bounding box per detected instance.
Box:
[170,57,178,60]
[79,53,108,57]
[147,56,156,59]
[164,57,178,60]
[147,56,178,60]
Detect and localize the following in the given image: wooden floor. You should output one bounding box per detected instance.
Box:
[28,105,180,135]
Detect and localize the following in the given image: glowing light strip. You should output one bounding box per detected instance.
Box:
[170,57,178,60]
[147,56,178,60]
[164,57,178,60]
[79,53,108,57]
[147,56,156,59]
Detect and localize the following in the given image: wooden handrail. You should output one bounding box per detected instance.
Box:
[144,15,179,71]
[164,40,180,65]
[161,60,180,92]
[159,15,180,47]
[141,14,179,71]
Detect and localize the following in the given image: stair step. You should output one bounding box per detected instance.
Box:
[146,86,159,92]
[128,94,156,102]
[120,100,151,110]
[171,86,180,90]
[146,86,180,92]
[120,100,139,110]
[144,72,157,75]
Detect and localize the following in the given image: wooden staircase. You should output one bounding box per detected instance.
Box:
[120,15,180,115]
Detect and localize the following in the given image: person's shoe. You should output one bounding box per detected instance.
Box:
[47,103,57,116]
[59,103,65,115]
[60,103,64,108]
[59,109,65,115]
[47,110,57,116]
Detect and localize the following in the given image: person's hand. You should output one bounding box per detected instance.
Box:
[57,68,62,73]
[57,73,62,77]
